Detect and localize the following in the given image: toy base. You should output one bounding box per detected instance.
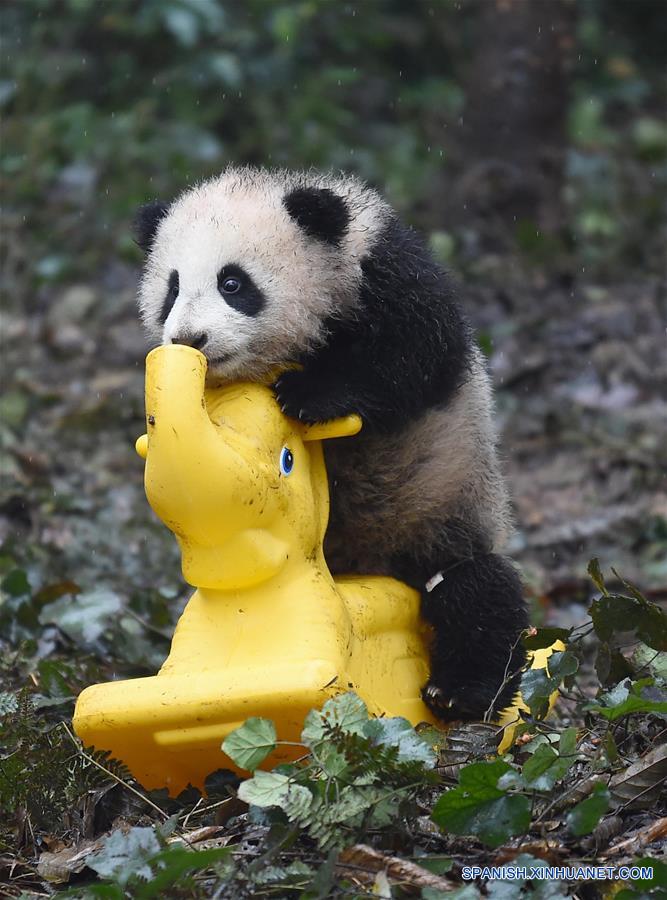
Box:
[74,663,435,795]
[74,574,439,793]
[73,567,562,793]
[75,661,340,793]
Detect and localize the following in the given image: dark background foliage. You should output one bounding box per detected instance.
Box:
[0,1,666,894]
[3,0,666,285]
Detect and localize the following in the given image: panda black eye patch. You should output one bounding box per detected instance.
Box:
[217,264,265,317]
[159,270,179,324]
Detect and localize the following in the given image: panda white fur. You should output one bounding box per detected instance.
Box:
[134,166,528,722]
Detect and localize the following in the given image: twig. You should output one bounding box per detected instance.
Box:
[181,796,204,830]
[616,778,667,813]
[122,606,174,641]
[180,796,234,825]
[484,629,526,723]
[338,844,458,894]
[167,825,227,846]
[61,722,169,820]
[533,768,604,824]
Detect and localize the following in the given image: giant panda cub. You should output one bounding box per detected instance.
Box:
[133,166,528,722]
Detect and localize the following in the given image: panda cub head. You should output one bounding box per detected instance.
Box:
[134,167,390,381]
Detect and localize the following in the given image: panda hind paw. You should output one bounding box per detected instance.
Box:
[421,680,494,723]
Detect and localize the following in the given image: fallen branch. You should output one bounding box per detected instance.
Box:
[338,844,457,894]
[600,817,667,859]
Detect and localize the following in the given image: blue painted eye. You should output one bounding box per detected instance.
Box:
[279,446,294,476]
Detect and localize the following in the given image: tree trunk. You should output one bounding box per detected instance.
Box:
[457,0,575,240]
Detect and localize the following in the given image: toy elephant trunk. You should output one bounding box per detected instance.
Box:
[140,346,299,590]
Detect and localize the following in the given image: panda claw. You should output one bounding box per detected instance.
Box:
[423,682,466,721]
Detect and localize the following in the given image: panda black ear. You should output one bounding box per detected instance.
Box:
[132,200,170,252]
[283,187,350,245]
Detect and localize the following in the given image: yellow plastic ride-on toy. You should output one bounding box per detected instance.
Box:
[73,345,557,794]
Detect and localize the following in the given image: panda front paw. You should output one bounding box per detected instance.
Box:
[273,369,354,424]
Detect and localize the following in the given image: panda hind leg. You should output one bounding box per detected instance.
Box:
[418,554,529,723]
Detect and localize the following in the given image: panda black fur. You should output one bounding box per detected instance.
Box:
[133,166,528,722]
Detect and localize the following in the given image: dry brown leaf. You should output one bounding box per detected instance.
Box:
[580,815,624,852]
[437,722,500,776]
[36,838,103,884]
[494,840,567,865]
[36,824,229,885]
[609,743,667,810]
[567,773,606,805]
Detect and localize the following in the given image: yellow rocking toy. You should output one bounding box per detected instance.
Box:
[73,345,558,793]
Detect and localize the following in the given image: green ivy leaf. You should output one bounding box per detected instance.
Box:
[237,770,312,817]
[417,856,454,875]
[306,849,336,895]
[86,827,161,887]
[523,627,571,651]
[558,726,577,757]
[603,731,620,765]
[1,568,31,597]
[364,716,436,768]
[522,745,558,789]
[614,857,667,899]
[521,729,577,791]
[431,760,531,848]
[222,717,277,771]
[39,588,122,645]
[301,692,369,746]
[589,592,667,651]
[521,668,556,719]
[566,783,610,836]
[548,651,580,681]
[587,678,667,721]
[134,845,233,899]
[521,651,578,718]
[632,644,667,681]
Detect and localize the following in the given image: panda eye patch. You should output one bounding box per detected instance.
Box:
[217,264,266,317]
[159,270,179,324]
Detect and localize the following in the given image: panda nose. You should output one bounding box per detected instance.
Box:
[171,332,208,351]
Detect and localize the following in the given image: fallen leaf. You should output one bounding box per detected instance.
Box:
[37,838,103,884]
[609,743,667,809]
